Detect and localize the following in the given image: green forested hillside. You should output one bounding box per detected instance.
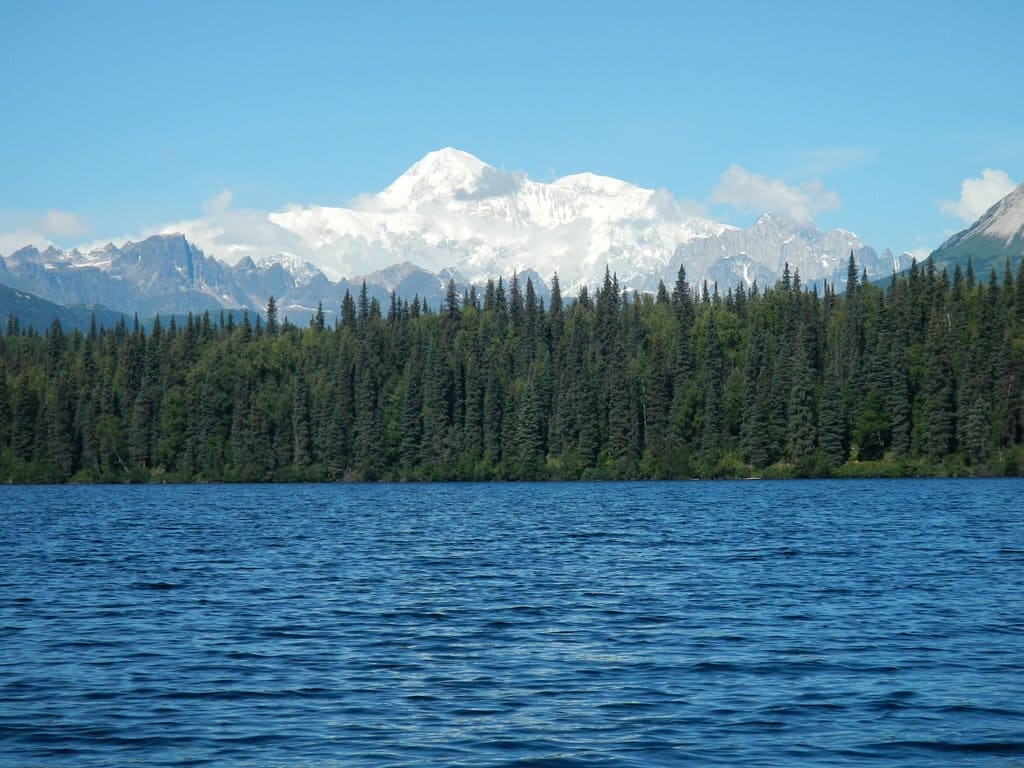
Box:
[0,282,126,334]
[2,256,1023,483]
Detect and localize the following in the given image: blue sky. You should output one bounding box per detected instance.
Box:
[2,0,1022,261]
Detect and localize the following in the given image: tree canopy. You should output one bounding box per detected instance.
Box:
[2,256,1024,482]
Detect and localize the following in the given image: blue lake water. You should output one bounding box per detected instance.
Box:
[1,480,1022,766]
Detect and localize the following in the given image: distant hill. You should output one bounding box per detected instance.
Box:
[0,282,126,334]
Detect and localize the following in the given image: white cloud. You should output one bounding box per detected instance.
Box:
[906,246,932,263]
[65,193,328,275]
[202,188,235,216]
[0,208,92,256]
[710,165,840,223]
[652,188,709,220]
[39,209,90,238]
[939,168,1017,224]
[0,227,49,256]
[71,187,338,275]
[789,146,877,177]
[156,205,316,272]
[454,168,525,201]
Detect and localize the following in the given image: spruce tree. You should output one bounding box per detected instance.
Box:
[10,374,38,463]
[787,344,817,465]
[292,375,312,468]
[920,309,956,461]
[266,296,279,336]
[818,360,846,468]
[515,381,545,479]
[0,361,10,451]
[888,341,911,458]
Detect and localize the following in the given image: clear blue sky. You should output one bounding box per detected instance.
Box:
[2,0,1022,259]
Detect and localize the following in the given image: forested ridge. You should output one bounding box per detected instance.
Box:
[2,254,1024,483]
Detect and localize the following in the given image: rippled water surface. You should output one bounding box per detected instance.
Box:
[2,480,1023,766]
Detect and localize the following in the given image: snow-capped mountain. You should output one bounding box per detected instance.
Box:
[269,147,731,290]
[254,252,322,287]
[931,182,1024,274]
[267,147,895,292]
[1,148,905,319]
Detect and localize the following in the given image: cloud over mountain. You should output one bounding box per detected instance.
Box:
[710,165,840,224]
[940,169,1017,224]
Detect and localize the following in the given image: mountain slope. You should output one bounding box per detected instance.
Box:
[930,182,1024,274]
[0,282,125,333]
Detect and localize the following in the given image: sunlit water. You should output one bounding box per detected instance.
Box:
[1,480,1022,766]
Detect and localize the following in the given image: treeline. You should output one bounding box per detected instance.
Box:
[2,255,1024,482]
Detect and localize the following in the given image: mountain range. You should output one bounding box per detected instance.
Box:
[2,148,1021,323]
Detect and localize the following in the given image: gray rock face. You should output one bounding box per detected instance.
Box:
[0,234,461,319]
[665,213,901,293]
[0,235,247,317]
[930,182,1024,275]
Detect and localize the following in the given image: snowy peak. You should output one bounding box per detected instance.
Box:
[752,211,815,235]
[752,212,792,233]
[378,147,490,207]
[553,172,636,196]
[4,245,42,265]
[259,146,893,292]
[254,252,323,286]
[752,211,803,227]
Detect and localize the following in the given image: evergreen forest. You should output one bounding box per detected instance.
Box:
[2,255,1024,483]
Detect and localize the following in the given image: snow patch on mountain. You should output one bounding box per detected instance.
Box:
[255,252,322,286]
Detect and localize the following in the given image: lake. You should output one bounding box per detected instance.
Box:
[1,480,1022,766]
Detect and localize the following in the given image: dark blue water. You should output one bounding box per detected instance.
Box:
[1,480,1022,766]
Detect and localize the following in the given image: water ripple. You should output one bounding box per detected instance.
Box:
[1,479,1022,766]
